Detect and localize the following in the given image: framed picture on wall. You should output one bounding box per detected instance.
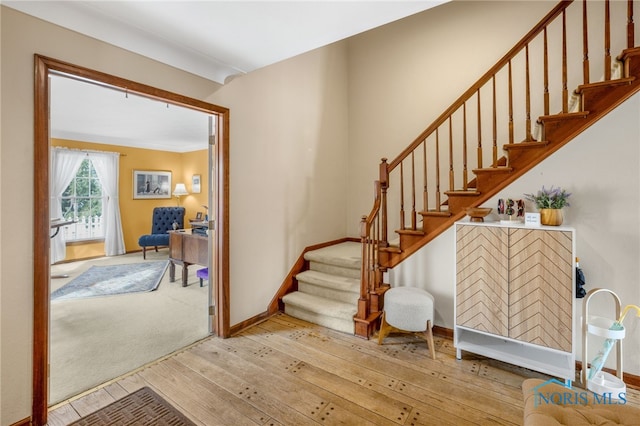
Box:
[192,174,201,194]
[133,170,172,199]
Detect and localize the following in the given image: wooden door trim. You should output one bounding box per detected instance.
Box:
[33,54,230,425]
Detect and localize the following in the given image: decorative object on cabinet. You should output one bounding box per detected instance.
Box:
[524,186,571,226]
[133,170,171,199]
[497,198,524,224]
[524,212,541,227]
[465,207,492,222]
[455,222,575,383]
[540,208,563,226]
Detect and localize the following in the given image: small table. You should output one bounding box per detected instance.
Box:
[50,219,75,239]
[168,230,208,286]
[50,219,75,278]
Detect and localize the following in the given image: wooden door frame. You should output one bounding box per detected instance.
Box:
[33,54,230,425]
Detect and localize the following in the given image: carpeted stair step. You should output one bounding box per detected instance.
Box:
[282,291,357,334]
[296,270,359,304]
[304,241,361,279]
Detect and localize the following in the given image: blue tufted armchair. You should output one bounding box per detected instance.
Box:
[138,207,185,259]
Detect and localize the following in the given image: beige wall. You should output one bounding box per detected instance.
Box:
[345,0,554,235]
[209,42,350,325]
[3,1,640,423]
[0,7,221,424]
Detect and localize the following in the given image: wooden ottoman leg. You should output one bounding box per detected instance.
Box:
[423,319,436,360]
[378,312,391,345]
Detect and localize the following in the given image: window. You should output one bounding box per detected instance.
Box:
[61,159,104,241]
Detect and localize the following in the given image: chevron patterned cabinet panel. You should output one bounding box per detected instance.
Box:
[456,225,509,336]
[508,228,573,352]
[454,222,576,382]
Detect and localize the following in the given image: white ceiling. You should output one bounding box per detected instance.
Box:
[5,0,448,152]
[49,74,213,152]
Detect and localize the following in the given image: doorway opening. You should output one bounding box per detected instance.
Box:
[33,55,230,425]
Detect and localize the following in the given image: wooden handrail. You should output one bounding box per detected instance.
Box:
[387,1,573,172]
[357,0,636,339]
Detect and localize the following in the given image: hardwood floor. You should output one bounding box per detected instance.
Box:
[48,313,640,425]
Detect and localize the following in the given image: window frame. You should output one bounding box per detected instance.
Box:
[60,158,105,242]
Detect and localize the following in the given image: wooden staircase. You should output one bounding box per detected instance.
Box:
[355,0,640,338]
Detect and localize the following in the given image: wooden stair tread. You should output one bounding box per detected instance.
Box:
[576,76,635,92]
[445,190,481,196]
[379,246,402,254]
[619,46,640,60]
[419,210,452,217]
[538,110,590,121]
[396,228,425,236]
[472,166,513,174]
[503,140,550,150]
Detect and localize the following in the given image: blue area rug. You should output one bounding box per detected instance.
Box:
[51,261,169,301]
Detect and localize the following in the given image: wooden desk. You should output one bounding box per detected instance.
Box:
[169,230,208,287]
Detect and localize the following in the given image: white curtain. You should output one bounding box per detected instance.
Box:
[90,151,125,256]
[50,148,85,264]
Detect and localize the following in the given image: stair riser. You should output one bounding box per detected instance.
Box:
[308,261,360,279]
[581,82,638,114]
[284,305,355,334]
[298,282,359,304]
[506,147,548,169]
[446,194,482,214]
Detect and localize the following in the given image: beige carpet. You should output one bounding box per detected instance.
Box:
[50,249,209,405]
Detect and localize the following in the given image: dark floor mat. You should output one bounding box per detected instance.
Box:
[69,387,195,425]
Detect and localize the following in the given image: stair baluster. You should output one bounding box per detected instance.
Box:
[356,0,639,338]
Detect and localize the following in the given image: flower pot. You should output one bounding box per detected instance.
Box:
[540,208,563,226]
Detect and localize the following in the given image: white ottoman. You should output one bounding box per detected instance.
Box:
[377,287,436,359]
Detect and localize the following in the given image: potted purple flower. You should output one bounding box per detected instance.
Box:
[524,186,571,225]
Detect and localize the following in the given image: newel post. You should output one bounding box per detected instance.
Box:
[379,158,389,245]
[355,215,371,338]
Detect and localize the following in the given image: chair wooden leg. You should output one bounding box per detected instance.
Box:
[378,312,391,345]
[423,319,436,360]
[142,247,146,259]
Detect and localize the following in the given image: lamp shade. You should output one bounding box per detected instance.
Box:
[173,183,188,196]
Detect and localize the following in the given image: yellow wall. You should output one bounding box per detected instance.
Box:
[180,150,210,221]
[52,139,208,260]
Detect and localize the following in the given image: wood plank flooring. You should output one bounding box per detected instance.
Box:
[48,313,640,425]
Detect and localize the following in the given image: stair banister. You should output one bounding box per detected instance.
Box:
[387,1,573,173]
[356,0,638,339]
